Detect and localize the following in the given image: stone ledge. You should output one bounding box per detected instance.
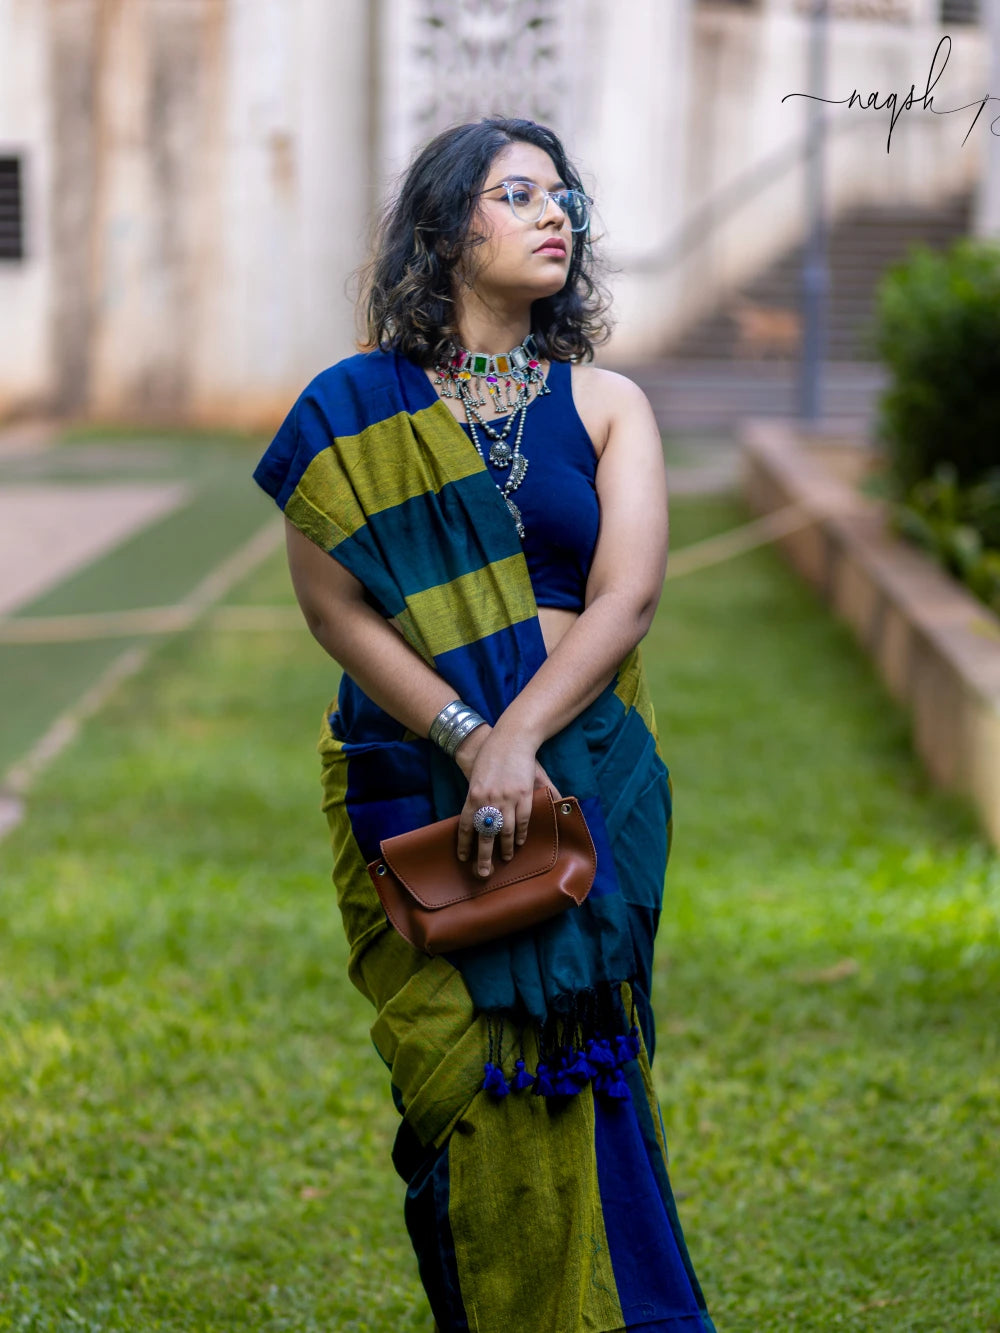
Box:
[740,418,1000,851]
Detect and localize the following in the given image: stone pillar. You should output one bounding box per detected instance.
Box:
[577,0,693,362]
[40,0,371,426]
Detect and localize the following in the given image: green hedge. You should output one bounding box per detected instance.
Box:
[872,237,1000,617]
[872,237,1000,494]
[894,463,1000,616]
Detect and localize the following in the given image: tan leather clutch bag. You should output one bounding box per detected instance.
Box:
[367,785,597,955]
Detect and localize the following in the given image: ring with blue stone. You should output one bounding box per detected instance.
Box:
[473,805,504,837]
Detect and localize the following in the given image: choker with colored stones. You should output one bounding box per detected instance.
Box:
[432,334,550,540]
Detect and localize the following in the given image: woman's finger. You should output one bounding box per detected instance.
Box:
[534,762,562,799]
[456,808,475,861]
[514,793,533,848]
[499,801,518,861]
[477,819,499,877]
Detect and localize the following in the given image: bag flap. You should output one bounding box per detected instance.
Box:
[379,786,560,910]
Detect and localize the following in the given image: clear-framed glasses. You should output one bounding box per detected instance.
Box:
[476,180,593,232]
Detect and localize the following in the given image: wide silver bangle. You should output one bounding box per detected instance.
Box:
[428,700,464,748]
[429,700,486,759]
[442,712,484,758]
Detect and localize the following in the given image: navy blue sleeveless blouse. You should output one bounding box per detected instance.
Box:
[457,358,600,612]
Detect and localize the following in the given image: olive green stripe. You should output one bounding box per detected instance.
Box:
[316,706,390,995]
[614,645,665,763]
[290,403,484,545]
[284,485,351,553]
[396,554,537,658]
[450,1081,624,1330]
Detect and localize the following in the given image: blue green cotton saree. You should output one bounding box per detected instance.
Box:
[253,348,715,1333]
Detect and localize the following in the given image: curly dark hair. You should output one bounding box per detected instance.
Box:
[358,116,612,365]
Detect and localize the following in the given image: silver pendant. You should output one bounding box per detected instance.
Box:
[508,454,528,489]
[489,441,513,467]
[505,497,525,539]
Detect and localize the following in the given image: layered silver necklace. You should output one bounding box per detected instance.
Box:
[433,332,550,539]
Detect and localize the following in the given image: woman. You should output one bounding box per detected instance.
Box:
[254,116,715,1333]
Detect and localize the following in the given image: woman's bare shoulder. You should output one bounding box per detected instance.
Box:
[569,365,654,458]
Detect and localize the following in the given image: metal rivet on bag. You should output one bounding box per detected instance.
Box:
[376,864,386,876]
[560,803,572,815]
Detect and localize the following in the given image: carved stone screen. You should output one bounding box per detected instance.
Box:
[377,0,595,182]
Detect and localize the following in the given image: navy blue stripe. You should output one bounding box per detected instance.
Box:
[577,795,619,900]
[332,675,410,743]
[346,789,435,866]
[254,351,406,507]
[339,725,435,863]
[624,1065,717,1329]
[594,1092,707,1327]
[392,1124,470,1332]
[433,621,547,722]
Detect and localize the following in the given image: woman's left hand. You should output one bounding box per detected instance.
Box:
[454,725,560,876]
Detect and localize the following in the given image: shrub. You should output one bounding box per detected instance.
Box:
[893,463,1000,616]
[871,237,1000,495]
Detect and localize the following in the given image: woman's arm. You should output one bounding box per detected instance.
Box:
[453,371,667,866]
[472,372,668,746]
[284,519,462,737]
[283,520,554,875]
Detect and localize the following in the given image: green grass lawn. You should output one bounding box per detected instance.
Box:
[1,492,998,1331]
[0,433,271,775]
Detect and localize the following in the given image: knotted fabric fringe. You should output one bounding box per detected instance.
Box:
[481,982,639,1104]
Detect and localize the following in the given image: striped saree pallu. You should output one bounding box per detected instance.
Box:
[254,349,715,1333]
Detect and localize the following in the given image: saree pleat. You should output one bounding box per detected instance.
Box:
[255,349,715,1332]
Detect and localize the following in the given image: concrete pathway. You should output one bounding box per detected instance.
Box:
[0,426,280,842]
[0,483,189,615]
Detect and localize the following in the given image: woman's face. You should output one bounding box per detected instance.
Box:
[461,141,574,305]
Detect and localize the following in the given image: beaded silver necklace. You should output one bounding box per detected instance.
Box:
[433,332,550,540]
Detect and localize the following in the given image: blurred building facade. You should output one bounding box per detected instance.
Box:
[0,0,991,427]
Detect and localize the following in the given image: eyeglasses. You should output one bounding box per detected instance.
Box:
[476,180,593,232]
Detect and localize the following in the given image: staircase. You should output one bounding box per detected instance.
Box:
[619,191,974,434]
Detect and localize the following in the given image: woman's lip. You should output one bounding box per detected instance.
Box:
[535,242,567,255]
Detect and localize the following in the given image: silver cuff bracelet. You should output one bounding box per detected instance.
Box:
[428,699,464,748]
[429,699,486,759]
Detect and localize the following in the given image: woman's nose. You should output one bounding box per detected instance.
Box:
[540,193,567,226]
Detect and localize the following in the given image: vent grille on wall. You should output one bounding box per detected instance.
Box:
[0,156,24,261]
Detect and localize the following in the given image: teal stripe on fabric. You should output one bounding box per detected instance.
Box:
[323,483,536,630]
[362,473,524,598]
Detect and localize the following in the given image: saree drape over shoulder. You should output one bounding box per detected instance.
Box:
[254,349,715,1333]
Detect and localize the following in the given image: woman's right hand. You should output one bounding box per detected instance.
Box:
[453,724,560,876]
